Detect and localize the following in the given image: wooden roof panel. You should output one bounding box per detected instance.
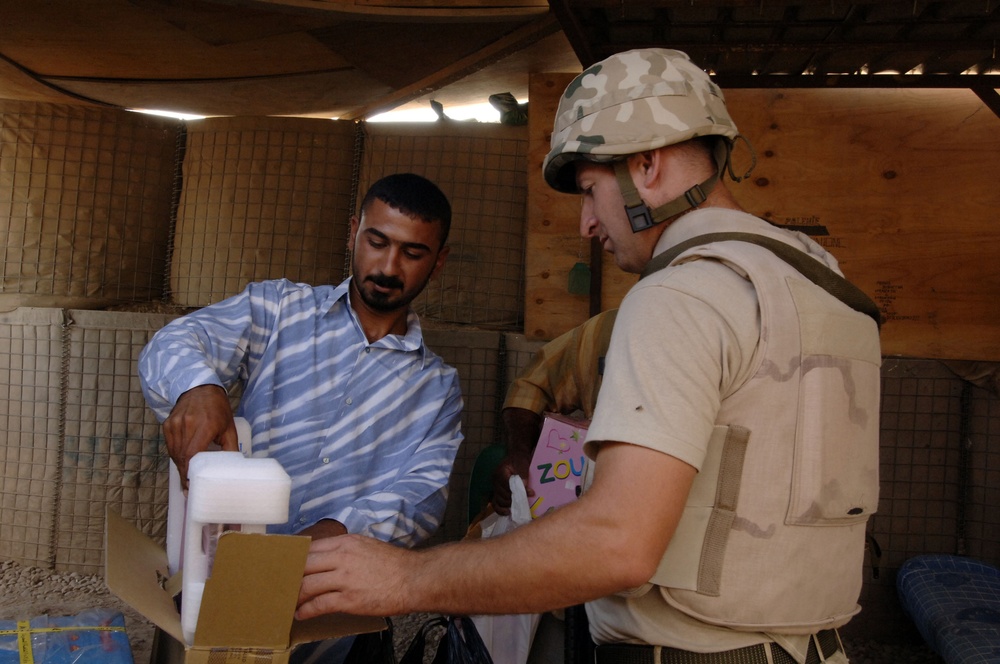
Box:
[1,0,997,118]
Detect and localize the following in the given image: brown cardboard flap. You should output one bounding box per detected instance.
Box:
[105,508,186,644]
[194,531,310,648]
[106,508,386,657]
[199,532,387,647]
[290,613,388,646]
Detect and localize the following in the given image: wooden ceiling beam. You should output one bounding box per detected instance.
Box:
[547,0,598,66]
[338,11,560,119]
[972,86,1000,119]
[714,73,1000,88]
[250,0,549,19]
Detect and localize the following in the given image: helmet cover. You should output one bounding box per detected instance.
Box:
[543,48,739,193]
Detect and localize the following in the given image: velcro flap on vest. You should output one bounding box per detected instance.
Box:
[648,425,750,593]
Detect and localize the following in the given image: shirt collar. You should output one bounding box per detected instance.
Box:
[328,277,430,364]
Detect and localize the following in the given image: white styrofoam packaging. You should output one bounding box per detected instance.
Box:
[180,450,291,644]
[105,414,387,662]
[167,417,254,575]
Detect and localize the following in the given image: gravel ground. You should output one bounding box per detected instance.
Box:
[1,559,943,663]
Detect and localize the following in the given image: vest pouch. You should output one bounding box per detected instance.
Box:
[785,277,880,527]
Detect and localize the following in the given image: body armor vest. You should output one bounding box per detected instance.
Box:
[646,238,881,633]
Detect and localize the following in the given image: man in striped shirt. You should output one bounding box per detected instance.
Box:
[139,172,464,550]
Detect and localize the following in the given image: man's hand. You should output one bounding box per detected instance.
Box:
[492,408,542,515]
[295,442,697,621]
[162,384,239,486]
[297,519,349,541]
[297,535,411,619]
[490,454,534,515]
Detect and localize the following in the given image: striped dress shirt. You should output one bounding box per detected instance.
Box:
[139,277,464,546]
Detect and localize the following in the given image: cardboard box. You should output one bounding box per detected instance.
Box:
[526,413,589,519]
[104,509,385,664]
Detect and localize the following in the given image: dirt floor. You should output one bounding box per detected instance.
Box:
[1,558,944,663]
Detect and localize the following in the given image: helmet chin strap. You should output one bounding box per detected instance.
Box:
[615,138,755,233]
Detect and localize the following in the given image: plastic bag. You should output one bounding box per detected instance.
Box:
[470,477,540,664]
[343,618,396,664]
[400,616,493,664]
[0,608,133,664]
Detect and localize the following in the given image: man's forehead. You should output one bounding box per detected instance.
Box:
[359,204,441,249]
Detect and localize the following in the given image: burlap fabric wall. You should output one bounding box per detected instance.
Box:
[0,100,178,311]
[361,122,527,329]
[56,310,176,572]
[169,117,527,328]
[0,308,64,567]
[0,308,175,574]
[169,116,356,307]
[0,311,535,570]
[0,106,533,572]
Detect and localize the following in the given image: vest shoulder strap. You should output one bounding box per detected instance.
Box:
[640,231,882,329]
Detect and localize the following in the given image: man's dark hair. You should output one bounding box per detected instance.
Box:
[360,173,452,247]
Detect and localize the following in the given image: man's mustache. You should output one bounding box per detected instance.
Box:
[366,274,404,290]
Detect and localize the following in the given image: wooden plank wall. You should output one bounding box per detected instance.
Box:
[526,74,1000,362]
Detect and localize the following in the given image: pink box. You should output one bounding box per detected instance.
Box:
[527,413,590,518]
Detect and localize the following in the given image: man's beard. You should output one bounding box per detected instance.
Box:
[356,273,425,313]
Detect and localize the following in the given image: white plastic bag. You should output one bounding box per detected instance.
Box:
[471,476,541,664]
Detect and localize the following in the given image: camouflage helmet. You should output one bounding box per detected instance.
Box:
[543,48,740,194]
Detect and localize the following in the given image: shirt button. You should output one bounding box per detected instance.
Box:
[346,397,353,405]
[322,457,330,464]
[365,348,371,354]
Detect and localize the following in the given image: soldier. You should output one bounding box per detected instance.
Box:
[297,49,880,664]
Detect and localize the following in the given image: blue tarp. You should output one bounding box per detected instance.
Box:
[0,608,133,664]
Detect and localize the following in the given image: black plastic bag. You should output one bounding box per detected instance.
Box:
[344,618,397,664]
[400,616,494,664]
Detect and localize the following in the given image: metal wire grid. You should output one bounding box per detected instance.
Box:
[0,310,175,574]
[422,329,501,544]
[874,360,977,568]
[418,330,546,545]
[2,313,998,596]
[0,313,538,568]
[963,383,1000,563]
[851,358,1000,641]
[56,311,174,573]
[0,101,177,304]
[360,122,527,330]
[0,308,65,568]
[169,117,355,307]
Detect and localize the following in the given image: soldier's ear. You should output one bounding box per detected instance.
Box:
[629,150,662,194]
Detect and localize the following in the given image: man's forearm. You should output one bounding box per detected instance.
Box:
[404,493,631,615]
[299,489,630,618]
[297,442,696,619]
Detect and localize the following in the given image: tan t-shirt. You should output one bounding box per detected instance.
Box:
[583,209,822,660]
